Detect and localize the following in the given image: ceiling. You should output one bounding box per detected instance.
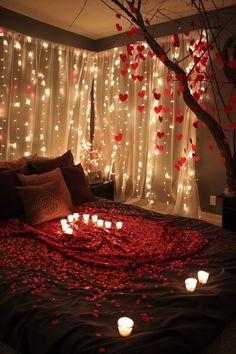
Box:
[0,0,235,40]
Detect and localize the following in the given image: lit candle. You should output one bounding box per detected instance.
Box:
[97,219,104,227]
[116,221,123,230]
[65,227,73,235]
[83,214,90,223]
[73,212,79,220]
[197,271,209,284]
[117,317,134,337]
[105,221,112,229]
[185,278,197,292]
[60,219,67,227]
[67,214,74,223]
[92,215,98,223]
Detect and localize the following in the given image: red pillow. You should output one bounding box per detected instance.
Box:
[27,150,74,173]
[61,164,95,205]
[17,179,73,225]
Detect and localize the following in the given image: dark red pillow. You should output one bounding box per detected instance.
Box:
[61,164,95,205]
[0,166,28,219]
[27,150,74,173]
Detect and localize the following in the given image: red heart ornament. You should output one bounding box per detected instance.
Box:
[137,44,145,52]
[119,93,128,102]
[156,144,164,151]
[159,116,163,123]
[120,53,128,62]
[131,62,138,70]
[116,23,122,32]
[154,105,162,114]
[157,131,165,139]
[154,92,161,100]
[121,69,127,76]
[138,90,145,98]
[148,51,154,57]
[137,75,144,81]
[114,133,123,142]
[138,104,144,112]
[176,133,183,141]
[193,121,199,128]
[175,115,184,123]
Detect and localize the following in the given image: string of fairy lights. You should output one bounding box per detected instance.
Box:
[0,26,208,216]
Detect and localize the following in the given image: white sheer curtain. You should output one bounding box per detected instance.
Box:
[0,28,94,162]
[94,33,201,218]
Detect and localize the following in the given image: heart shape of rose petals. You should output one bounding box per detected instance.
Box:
[156,144,164,151]
[114,132,123,142]
[116,23,122,32]
[119,93,128,102]
[157,131,165,139]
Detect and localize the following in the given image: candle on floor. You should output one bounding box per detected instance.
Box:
[117,317,134,337]
[97,219,104,227]
[92,215,98,223]
[65,227,73,235]
[116,221,123,230]
[83,214,90,223]
[67,214,74,223]
[185,278,197,292]
[198,271,209,284]
[73,212,79,220]
[105,221,112,229]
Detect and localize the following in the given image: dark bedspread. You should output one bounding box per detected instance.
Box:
[0,200,236,354]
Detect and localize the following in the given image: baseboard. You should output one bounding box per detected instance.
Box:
[200,211,222,227]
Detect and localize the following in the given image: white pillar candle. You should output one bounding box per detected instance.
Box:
[185,278,197,292]
[73,213,79,220]
[105,221,112,229]
[92,215,98,223]
[198,271,209,284]
[83,214,90,223]
[62,224,69,232]
[67,214,74,223]
[117,317,134,337]
[97,219,104,227]
[65,227,73,235]
[60,219,68,227]
[116,221,123,230]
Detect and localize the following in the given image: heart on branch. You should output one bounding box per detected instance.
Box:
[116,24,122,32]
[156,144,164,151]
[157,131,165,139]
[114,132,123,142]
[119,93,128,102]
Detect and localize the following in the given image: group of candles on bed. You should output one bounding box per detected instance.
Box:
[60,212,123,234]
[60,213,209,337]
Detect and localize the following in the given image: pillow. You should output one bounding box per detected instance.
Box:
[0,166,28,219]
[17,179,73,225]
[61,164,96,205]
[18,167,62,186]
[28,150,74,173]
[0,154,37,170]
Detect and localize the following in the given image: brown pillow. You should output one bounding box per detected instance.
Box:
[0,166,28,219]
[0,154,37,170]
[27,150,74,173]
[61,164,95,205]
[17,179,73,225]
[18,168,62,186]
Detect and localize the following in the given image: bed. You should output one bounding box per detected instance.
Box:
[1,197,236,354]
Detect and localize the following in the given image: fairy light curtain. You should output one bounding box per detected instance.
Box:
[94,32,204,218]
[0,27,94,162]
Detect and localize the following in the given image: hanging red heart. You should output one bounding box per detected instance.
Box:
[157,131,165,139]
[156,144,164,151]
[138,90,145,98]
[148,51,154,57]
[138,104,144,112]
[116,13,121,19]
[193,121,199,128]
[191,144,196,152]
[131,62,138,70]
[120,53,128,62]
[137,45,145,52]
[131,74,137,81]
[193,155,200,162]
[154,105,162,114]
[176,133,183,141]
[127,44,134,56]
[166,74,172,83]
[175,115,184,123]
[139,53,146,61]
[137,75,144,81]
[119,93,128,102]
[116,24,122,32]
[114,133,123,142]
[159,116,163,123]
[154,92,161,100]
[184,31,190,36]
[121,69,127,76]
